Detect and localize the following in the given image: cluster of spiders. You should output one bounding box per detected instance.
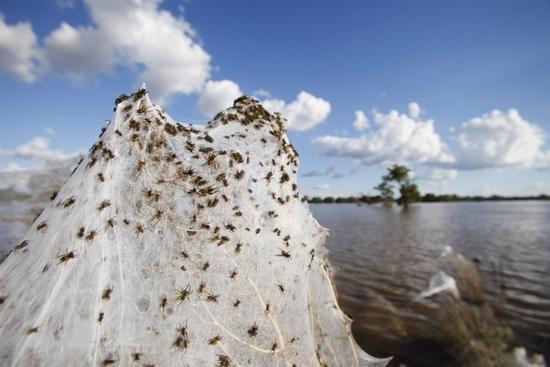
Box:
[5,88,323,367]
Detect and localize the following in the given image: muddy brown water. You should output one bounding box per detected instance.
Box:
[311,202,550,366]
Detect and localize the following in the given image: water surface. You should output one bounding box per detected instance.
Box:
[311,202,550,366]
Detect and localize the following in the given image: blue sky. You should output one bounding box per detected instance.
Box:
[1,0,549,196]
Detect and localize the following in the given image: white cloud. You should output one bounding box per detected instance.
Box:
[0,14,38,82]
[2,163,23,172]
[0,136,81,161]
[262,91,331,131]
[353,110,369,131]
[419,168,458,181]
[2,0,212,102]
[196,80,242,117]
[314,183,330,190]
[312,102,454,166]
[453,109,550,169]
[41,22,115,81]
[408,102,421,119]
[252,89,271,98]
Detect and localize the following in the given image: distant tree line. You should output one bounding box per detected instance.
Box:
[302,193,550,204]
[303,163,550,205]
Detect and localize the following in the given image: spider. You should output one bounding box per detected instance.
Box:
[85,230,97,242]
[58,251,75,263]
[234,170,245,180]
[77,227,85,238]
[14,240,28,251]
[208,335,222,345]
[277,250,291,259]
[102,286,113,300]
[247,323,258,338]
[98,200,111,211]
[175,285,192,304]
[206,293,219,303]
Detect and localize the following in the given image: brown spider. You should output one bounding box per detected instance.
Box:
[102,286,113,300]
[206,293,219,303]
[197,282,206,295]
[234,170,245,180]
[58,250,75,263]
[231,151,243,163]
[85,230,97,241]
[77,227,85,238]
[98,200,111,211]
[208,335,222,345]
[234,243,242,254]
[247,323,258,338]
[217,355,230,367]
[159,296,167,309]
[175,285,192,304]
[14,240,28,251]
[277,250,291,259]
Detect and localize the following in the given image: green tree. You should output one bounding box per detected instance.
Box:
[384,164,410,184]
[398,183,421,209]
[376,164,421,209]
[374,181,394,207]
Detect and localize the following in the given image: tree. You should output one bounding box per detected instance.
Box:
[375,164,421,209]
[398,183,421,209]
[374,181,394,207]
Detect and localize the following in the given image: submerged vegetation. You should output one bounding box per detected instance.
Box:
[374,164,421,208]
[435,259,515,367]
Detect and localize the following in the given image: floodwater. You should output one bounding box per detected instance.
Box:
[311,202,550,366]
[0,202,36,256]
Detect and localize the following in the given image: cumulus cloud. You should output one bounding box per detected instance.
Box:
[2,163,23,172]
[313,103,454,166]
[408,102,421,119]
[0,136,81,161]
[252,89,271,98]
[196,80,242,117]
[41,22,115,80]
[419,168,458,181]
[0,14,38,82]
[262,91,331,131]
[452,109,550,169]
[1,0,212,102]
[353,110,369,131]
